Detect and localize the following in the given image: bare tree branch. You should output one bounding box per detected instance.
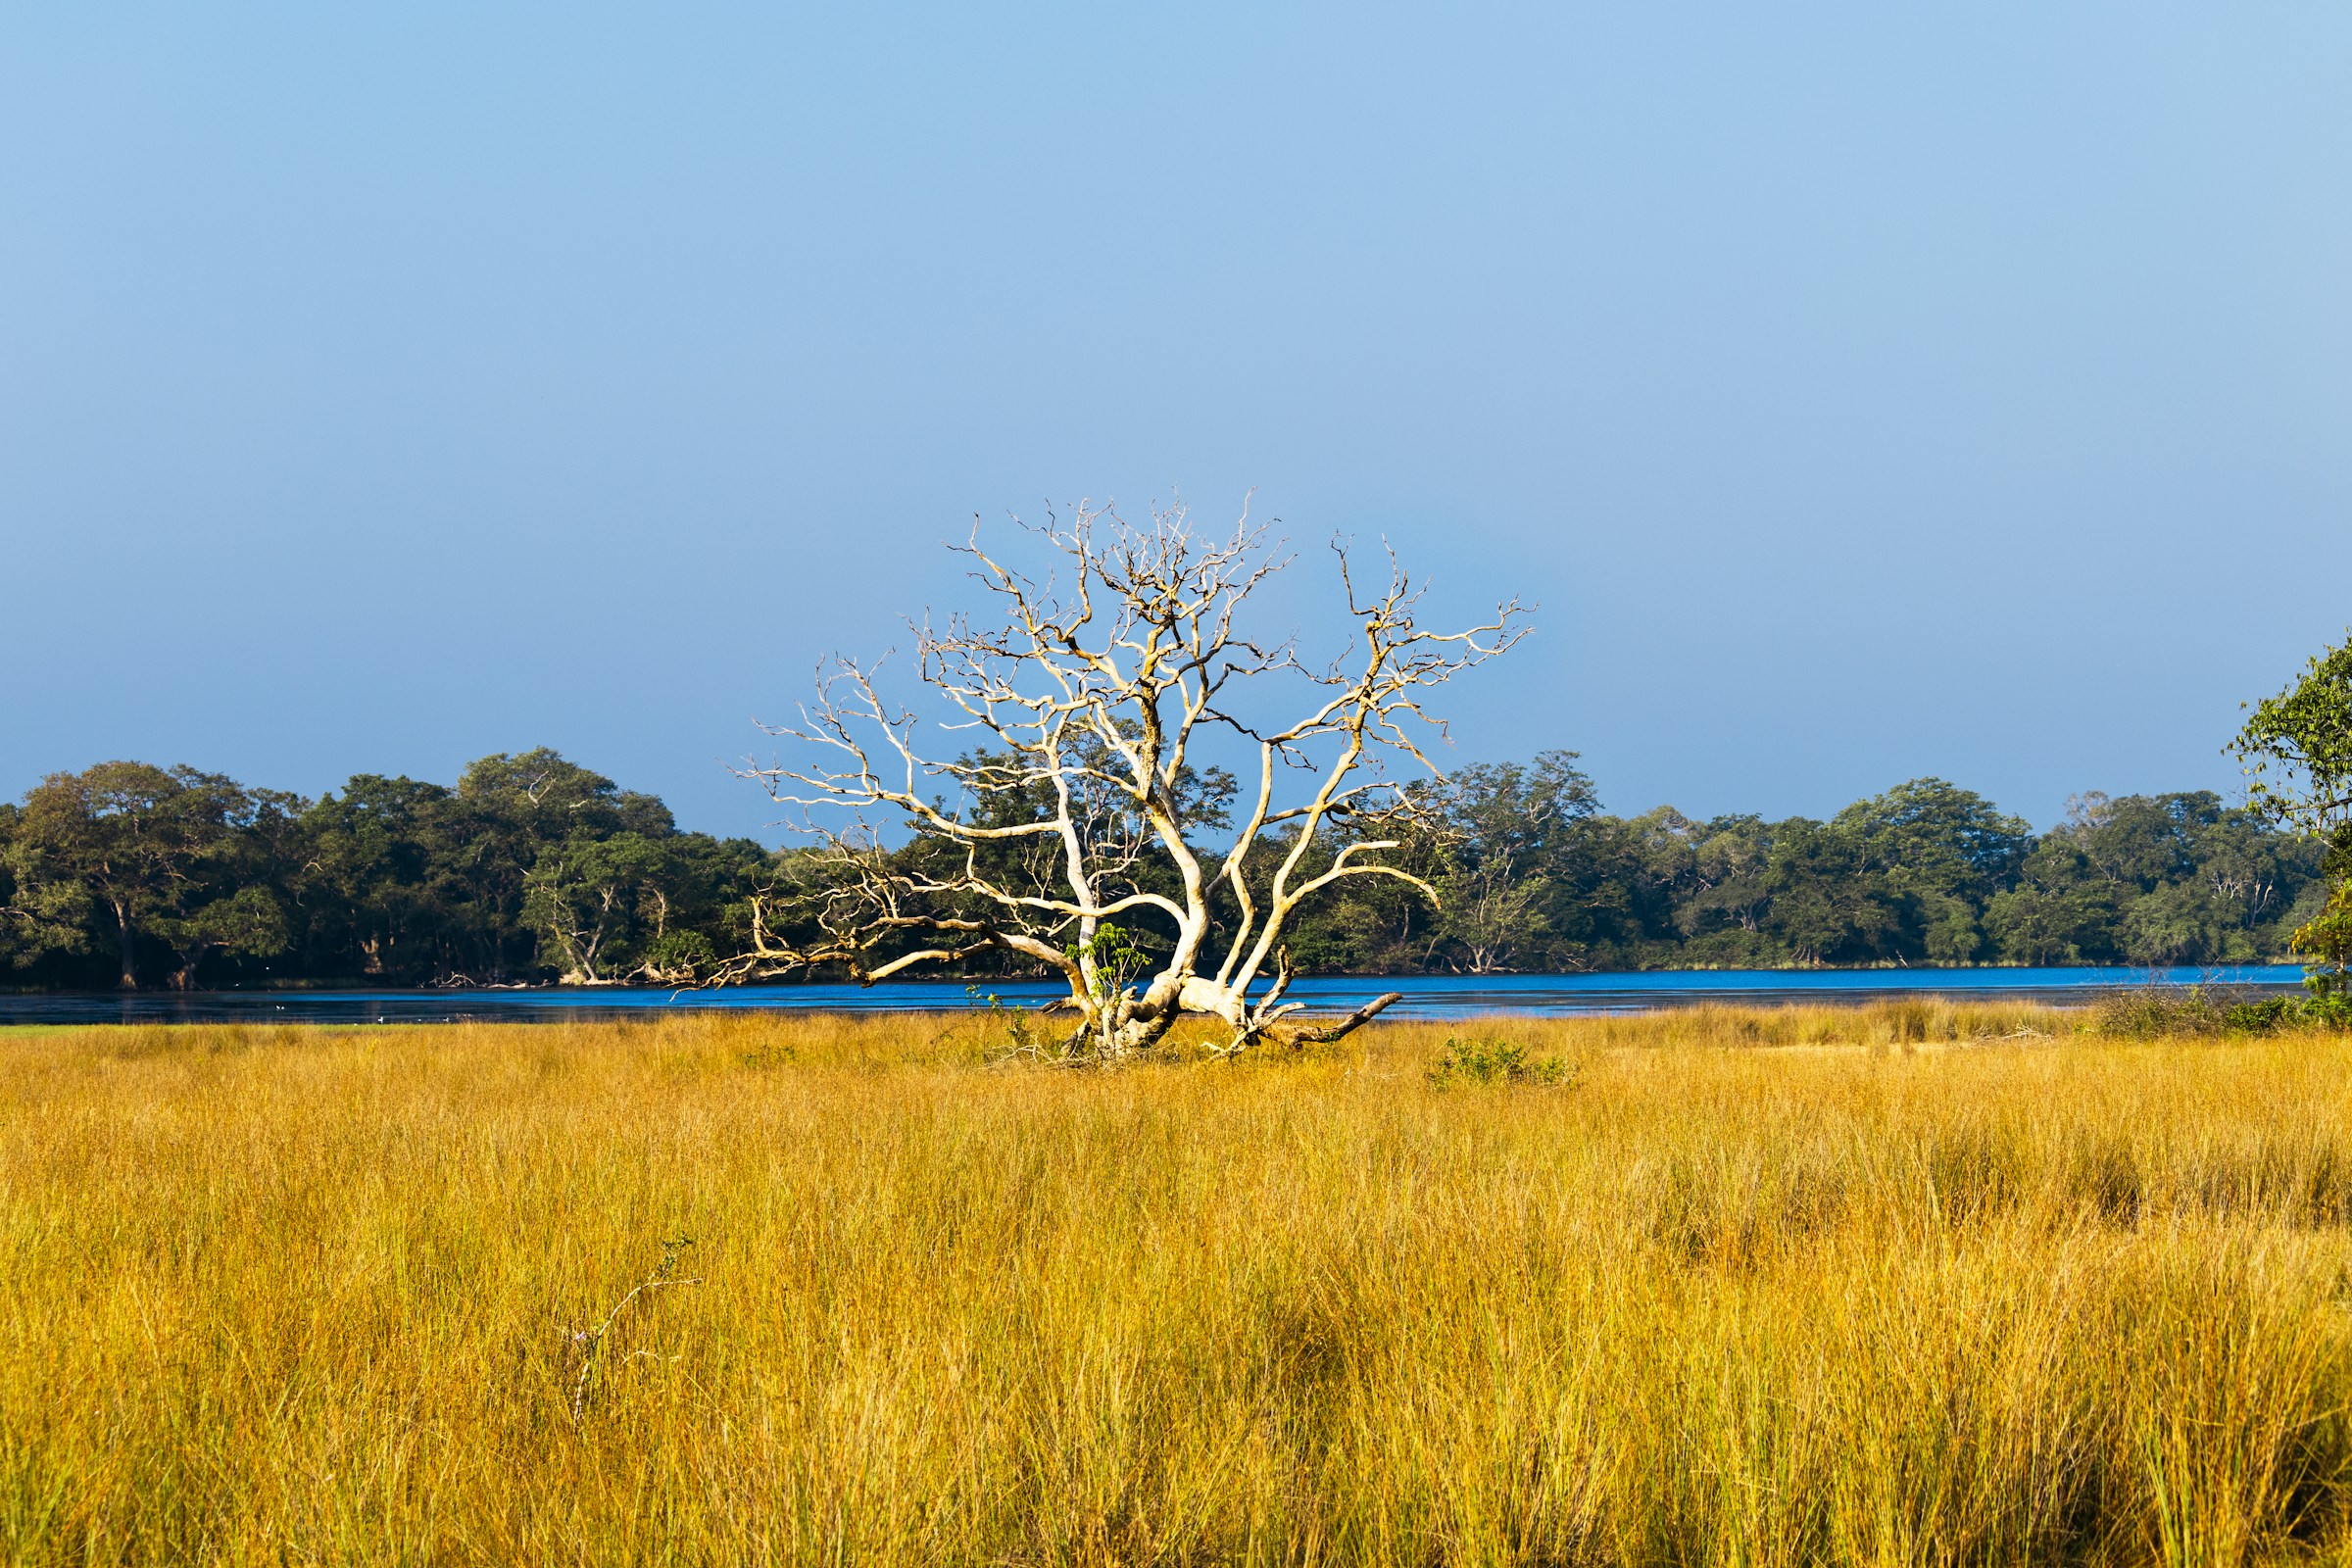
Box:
[721,498,1527,1059]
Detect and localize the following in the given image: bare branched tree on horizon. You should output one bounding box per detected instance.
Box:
[722,498,1527,1059]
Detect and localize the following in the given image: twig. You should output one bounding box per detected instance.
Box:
[569,1238,700,1423]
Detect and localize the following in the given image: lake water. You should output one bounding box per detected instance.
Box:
[0,965,2308,1026]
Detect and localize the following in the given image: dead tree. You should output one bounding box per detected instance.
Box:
[725,500,1525,1059]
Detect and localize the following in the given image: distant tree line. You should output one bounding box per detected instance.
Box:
[1285,757,2325,975]
[0,752,771,991]
[0,749,2325,990]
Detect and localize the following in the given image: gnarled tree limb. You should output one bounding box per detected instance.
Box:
[718,499,1524,1059]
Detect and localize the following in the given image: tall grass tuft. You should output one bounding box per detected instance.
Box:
[3,1004,2351,1563]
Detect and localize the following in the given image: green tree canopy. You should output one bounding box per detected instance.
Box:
[2232,633,2352,996]
[2,762,291,988]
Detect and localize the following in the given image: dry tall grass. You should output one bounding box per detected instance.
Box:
[4,1003,2351,1564]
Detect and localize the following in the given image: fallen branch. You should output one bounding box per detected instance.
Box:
[1286,991,1405,1046]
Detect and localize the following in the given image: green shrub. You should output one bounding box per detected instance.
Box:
[2304,967,2352,1031]
[1426,1036,1576,1090]
[2096,979,2352,1037]
[2091,985,2230,1039]
[2223,996,2302,1035]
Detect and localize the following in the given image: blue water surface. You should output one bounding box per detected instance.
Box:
[0,966,2307,1026]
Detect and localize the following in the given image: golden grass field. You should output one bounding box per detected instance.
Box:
[5,1002,2352,1565]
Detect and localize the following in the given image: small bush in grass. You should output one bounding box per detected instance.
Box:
[2095,979,2350,1037]
[1426,1036,1575,1089]
[2223,996,2303,1035]
[2093,983,2235,1039]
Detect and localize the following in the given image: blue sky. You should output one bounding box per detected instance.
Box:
[4,4,2347,836]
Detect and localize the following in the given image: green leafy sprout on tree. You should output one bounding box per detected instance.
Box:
[2230,630,2352,1022]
